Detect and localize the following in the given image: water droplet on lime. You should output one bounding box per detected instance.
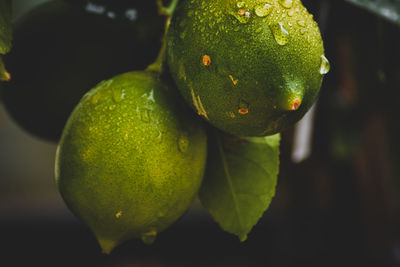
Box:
[140,108,152,123]
[112,88,126,103]
[270,22,290,46]
[297,19,305,27]
[141,230,157,245]
[279,0,293,9]
[319,55,330,75]
[236,1,245,8]
[254,3,273,17]
[91,93,103,105]
[178,133,189,153]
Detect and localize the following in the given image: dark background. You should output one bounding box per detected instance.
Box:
[1,0,400,266]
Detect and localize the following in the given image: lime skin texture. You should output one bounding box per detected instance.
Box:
[167,0,328,136]
[55,71,207,254]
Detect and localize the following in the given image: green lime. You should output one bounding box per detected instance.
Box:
[167,0,329,136]
[2,0,163,141]
[55,71,207,254]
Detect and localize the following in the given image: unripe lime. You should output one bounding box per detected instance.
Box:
[55,71,207,254]
[1,0,163,141]
[167,0,329,136]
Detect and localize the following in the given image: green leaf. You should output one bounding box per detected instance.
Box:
[0,0,12,54]
[199,129,280,241]
[345,0,400,27]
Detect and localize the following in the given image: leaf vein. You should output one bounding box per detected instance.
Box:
[216,134,244,231]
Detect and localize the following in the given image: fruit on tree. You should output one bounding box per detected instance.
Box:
[55,71,207,254]
[167,0,329,136]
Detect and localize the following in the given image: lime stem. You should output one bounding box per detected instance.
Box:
[157,0,179,17]
[146,0,179,74]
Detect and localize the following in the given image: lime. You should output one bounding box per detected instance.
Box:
[55,71,207,254]
[167,0,329,136]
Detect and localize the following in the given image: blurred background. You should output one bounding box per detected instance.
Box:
[1,0,400,266]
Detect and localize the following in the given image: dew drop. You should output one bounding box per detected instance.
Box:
[236,1,245,8]
[270,22,290,46]
[254,3,273,17]
[178,133,189,153]
[155,130,163,143]
[91,93,102,105]
[297,19,305,27]
[140,109,151,123]
[109,105,116,111]
[279,0,293,9]
[288,10,295,17]
[123,132,129,141]
[141,230,157,245]
[300,28,307,35]
[319,55,330,75]
[112,88,126,103]
[96,79,113,90]
[306,35,311,43]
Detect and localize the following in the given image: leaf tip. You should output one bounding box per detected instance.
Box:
[97,237,118,255]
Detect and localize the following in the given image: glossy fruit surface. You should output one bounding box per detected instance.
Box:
[167,0,329,136]
[55,71,207,254]
[1,0,163,141]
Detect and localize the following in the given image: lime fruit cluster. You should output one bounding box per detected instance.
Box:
[55,71,207,254]
[167,0,329,136]
[4,0,328,254]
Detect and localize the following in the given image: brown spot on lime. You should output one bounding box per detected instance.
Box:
[290,99,301,111]
[202,55,211,66]
[229,75,239,85]
[238,108,249,114]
